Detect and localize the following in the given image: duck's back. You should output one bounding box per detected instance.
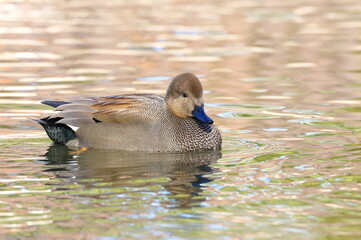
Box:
[71,94,173,151]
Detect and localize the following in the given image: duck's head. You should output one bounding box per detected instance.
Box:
[165,73,213,124]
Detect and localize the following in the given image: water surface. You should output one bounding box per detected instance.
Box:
[1,0,361,239]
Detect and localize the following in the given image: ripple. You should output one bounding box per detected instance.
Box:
[255,95,292,100]
[283,109,324,115]
[136,76,171,81]
[249,89,269,93]
[68,68,114,75]
[336,107,361,113]
[218,112,280,119]
[0,52,62,60]
[117,41,186,49]
[0,62,56,68]
[0,39,46,46]
[74,59,124,65]
[212,103,285,110]
[263,128,288,132]
[0,93,37,97]
[20,76,116,83]
[301,132,336,137]
[167,56,222,62]
[286,62,317,68]
[68,49,153,56]
[241,77,283,82]
[288,119,345,128]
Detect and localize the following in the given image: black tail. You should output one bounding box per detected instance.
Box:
[33,117,76,144]
[41,100,71,108]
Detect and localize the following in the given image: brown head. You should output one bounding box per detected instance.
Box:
[165,73,213,124]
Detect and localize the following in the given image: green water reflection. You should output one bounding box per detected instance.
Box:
[0,140,360,239]
[43,145,221,210]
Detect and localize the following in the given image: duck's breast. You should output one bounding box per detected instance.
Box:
[174,118,222,151]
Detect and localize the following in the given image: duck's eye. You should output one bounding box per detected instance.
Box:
[181,92,188,98]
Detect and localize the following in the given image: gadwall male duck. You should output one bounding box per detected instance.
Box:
[35,73,222,152]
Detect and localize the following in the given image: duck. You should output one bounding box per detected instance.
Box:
[34,73,222,152]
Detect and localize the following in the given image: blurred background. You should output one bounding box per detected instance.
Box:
[0,0,361,239]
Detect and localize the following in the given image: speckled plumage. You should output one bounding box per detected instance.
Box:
[36,73,222,152]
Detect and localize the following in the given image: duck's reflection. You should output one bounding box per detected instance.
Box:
[43,145,222,208]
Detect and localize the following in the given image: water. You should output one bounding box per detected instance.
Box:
[1,0,361,239]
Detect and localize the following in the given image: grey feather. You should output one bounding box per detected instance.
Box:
[55,104,96,112]
[70,98,98,105]
[49,110,93,120]
[56,118,95,127]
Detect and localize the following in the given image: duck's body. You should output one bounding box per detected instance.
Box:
[35,73,222,152]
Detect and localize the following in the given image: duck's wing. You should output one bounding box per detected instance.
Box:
[91,94,165,123]
[49,94,165,127]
